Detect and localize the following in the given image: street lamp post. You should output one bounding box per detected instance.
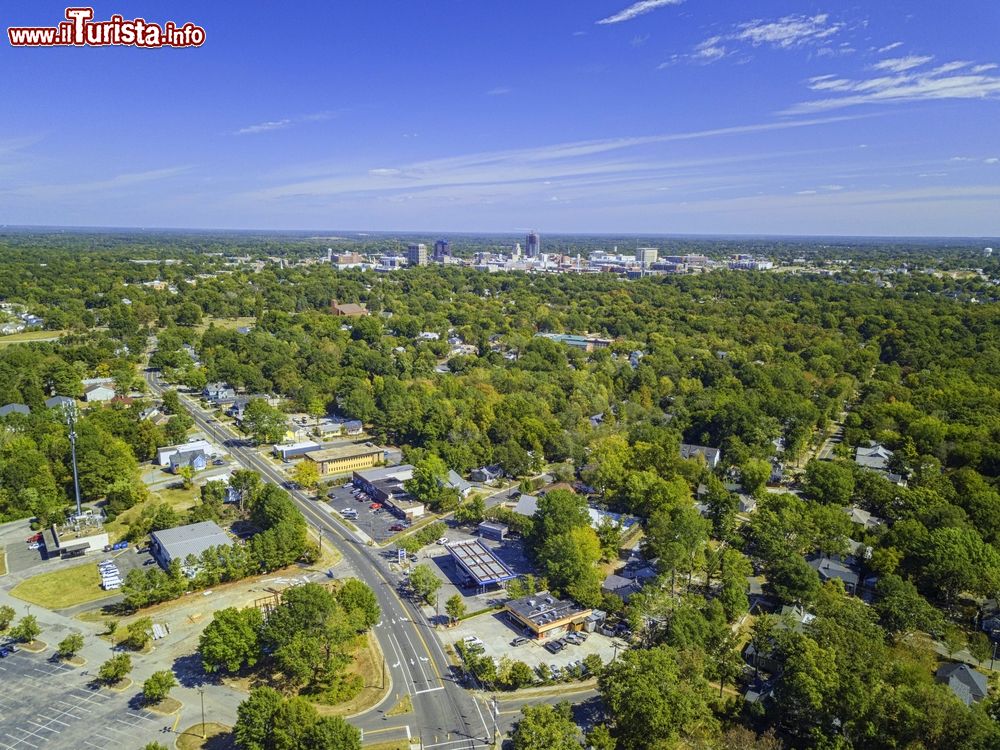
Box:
[199,688,206,738]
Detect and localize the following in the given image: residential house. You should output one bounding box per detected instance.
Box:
[738,494,758,514]
[331,300,369,318]
[807,555,861,594]
[169,449,207,474]
[471,465,502,483]
[203,382,236,405]
[743,605,816,674]
[844,506,884,531]
[601,573,643,603]
[344,420,363,435]
[83,384,115,402]
[443,470,473,498]
[157,440,219,466]
[936,663,989,705]
[45,395,75,410]
[680,443,722,469]
[0,403,30,417]
[0,322,25,335]
[980,613,1000,641]
[855,441,905,484]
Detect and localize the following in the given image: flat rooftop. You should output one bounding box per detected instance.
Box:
[356,464,414,483]
[307,444,383,462]
[447,539,516,586]
[507,591,589,627]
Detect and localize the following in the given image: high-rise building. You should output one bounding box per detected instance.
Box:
[433,239,450,261]
[407,243,428,266]
[526,231,540,258]
[637,247,658,267]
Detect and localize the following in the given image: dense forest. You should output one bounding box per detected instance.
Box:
[2,233,1000,748]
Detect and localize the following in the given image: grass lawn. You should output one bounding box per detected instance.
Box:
[0,547,7,576]
[104,481,200,540]
[315,631,390,717]
[10,561,116,609]
[194,316,257,334]
[176,724,235,750]
[363,741,411,750]
[0,330,67,347]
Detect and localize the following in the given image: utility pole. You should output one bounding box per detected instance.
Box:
[199,688,206,738]
[67,404,82,518]
[381,656,386,689]
[491,695,500,745]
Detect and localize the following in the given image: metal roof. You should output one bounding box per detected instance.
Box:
[446,539,516,586]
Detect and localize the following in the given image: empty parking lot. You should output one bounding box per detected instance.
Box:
[0,650,166,750]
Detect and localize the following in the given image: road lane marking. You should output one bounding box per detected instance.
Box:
[413,686,445,695]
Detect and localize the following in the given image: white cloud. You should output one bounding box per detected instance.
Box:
[972,63,998,73]
[596,0,683,25]
[796,189,818,195]
[986,158,1000,165]
[877,41,903,53]
[235,112,336,136]
[871,55,934,73]
[734,14,844,49]
[7,166,192,199]
[486,86,512,96]
[236,119,292,135]
[786,59,1000,113]
[676,14,845,66]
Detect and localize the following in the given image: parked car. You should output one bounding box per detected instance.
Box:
[390,524,406,532]
[212,458,224,466]
[437,537,449,545]
[25,533,42,543]
[544,640,564,654]
[369,503,382,510]
[510,636,528,647]
[27,542,40,550]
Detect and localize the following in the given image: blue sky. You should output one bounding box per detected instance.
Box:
[1,1,999,236]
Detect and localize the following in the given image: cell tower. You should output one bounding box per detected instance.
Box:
[64,402,83,519]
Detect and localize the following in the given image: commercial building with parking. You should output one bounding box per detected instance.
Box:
[505,591,593,640]
[306,444,384,477]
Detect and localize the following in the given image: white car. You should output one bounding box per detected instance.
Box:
[437,537,449,545]
[27,542,40,550]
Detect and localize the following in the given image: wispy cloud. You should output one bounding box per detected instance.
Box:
[667,13,846,67]
[243,114,868,205]
[787,58,1000,113]
[235,111,335,136]
[596,0,683,26]
[987,158,1000,165]
[486,86,512,96]
[877,41,903,53]
[734,14,845,49]
[4,166,192,199]
[871,55,933,73]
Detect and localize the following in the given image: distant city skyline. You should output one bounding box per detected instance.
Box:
[1,1,999,236]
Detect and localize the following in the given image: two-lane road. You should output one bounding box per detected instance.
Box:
[143,369,494,747]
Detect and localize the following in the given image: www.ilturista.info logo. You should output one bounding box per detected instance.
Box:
[8,7,205,48]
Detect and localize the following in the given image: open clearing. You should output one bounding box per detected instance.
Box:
[0,329,67,347]
[9,560,116,609]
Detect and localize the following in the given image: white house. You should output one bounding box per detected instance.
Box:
[84,383,116,402]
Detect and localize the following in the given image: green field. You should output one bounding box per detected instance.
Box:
[10,561,116,609]
[0,330,66,347]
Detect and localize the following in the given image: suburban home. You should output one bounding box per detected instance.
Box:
[331,300,369,318]
[150,521,232,570]
[512,494,539,517]
[807,555,861,595]
[844,506,884,530]
[738,494,758,514]
[743,605,816,674]
[344,420,364,435]
[980,613,1000,640]
[0,403,31,417]
[45,395,75,410]
[442,469,473,498]
[680,443,722,469]
[471,465,502,483]
[84,383,115,402]
[855,442,905,484]
[169,449,208,474]
[601,573,644,603]
[936,663,989,705]
[203,382,236,405]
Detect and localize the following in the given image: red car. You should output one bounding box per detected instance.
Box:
[369,502,382,510]
[390,524,405,532]
[25,533,42,543]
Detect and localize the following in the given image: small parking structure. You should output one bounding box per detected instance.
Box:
[0,650,164,749]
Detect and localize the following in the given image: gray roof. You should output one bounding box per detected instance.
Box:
[936,663,989,705]
[808,556,860,588]
[170,449,206,468]
[512,494,539,517]
[445,469,472,494]
[855,442,893,471]
[45,396,75,409]
[151,521,231,564]
[0,403,31,417]
[680,443,721,465]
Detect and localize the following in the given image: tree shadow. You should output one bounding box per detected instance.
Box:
[173,652,218,688]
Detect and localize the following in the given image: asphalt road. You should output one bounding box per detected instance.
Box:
[143,369,495,748]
